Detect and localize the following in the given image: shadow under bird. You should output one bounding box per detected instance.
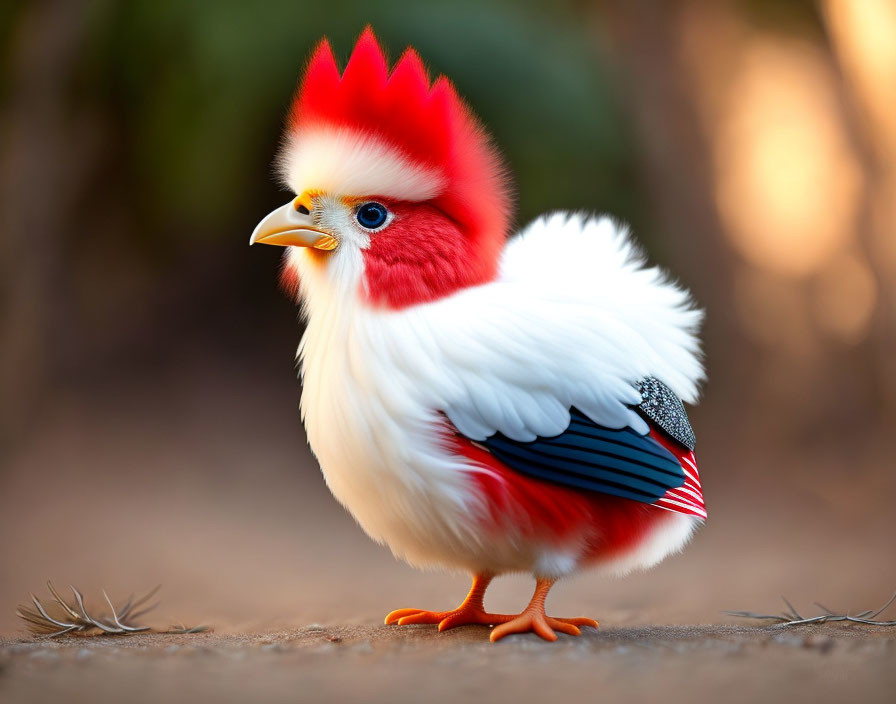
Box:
[250,28,706,642]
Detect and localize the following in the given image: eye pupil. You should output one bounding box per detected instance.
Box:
[356,202,388,229]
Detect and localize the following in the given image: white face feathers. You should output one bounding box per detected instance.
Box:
[277,127,446,203]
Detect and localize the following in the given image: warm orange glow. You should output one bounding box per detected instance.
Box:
[824,0,896,281]
[713,40,862,278]
[823,0,896,161]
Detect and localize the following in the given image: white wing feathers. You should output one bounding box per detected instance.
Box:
[499,212,705,401]
[375,212,704,443]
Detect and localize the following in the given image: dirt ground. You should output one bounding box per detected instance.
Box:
[2,622,895,704]
[3,346,896,703]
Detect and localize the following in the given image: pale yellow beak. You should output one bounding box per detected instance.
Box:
[249,196,338,250]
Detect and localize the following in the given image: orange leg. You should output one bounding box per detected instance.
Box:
[489,578,599,643]
[385,573,516,631]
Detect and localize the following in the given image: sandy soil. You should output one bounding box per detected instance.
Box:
[3,348,896,703]
[2,622,895,704]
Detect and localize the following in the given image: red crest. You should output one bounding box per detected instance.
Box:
[285,27,512,257]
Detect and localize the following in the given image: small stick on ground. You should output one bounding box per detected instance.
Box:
[724,591,896,627]
[16,582,209,637]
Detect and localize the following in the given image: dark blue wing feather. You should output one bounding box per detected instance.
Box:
[478,409,685,504]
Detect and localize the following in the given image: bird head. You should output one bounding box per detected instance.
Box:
[250,28,512,309]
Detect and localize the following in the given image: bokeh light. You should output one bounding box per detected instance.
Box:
[714,39,862,279]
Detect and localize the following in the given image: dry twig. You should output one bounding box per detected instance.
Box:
[166,622,210,634]
[724,591,896,627]
[16,582,207,637]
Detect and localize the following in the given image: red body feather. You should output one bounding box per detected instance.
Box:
[360,199,494,307]
[449,425,703,563]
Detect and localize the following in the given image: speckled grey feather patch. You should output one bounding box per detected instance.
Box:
[635,377,696,451]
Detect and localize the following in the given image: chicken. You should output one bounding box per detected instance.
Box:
[250,28,705,642]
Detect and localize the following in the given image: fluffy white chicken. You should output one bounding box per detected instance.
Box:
[251,28,705,642]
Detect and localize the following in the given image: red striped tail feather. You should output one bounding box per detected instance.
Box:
[648,428,706,520]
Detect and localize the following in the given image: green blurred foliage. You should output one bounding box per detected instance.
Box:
[74,0,635,252]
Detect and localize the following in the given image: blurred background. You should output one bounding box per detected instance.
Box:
[2,0,895,635]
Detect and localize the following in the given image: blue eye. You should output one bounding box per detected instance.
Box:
[355,202,389,230]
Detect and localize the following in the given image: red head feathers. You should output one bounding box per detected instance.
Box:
[278,28,512,286]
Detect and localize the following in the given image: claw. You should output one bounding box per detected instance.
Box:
[490,612,597,642]
[384,575,598,643]
[489,578,598,643]
[396,611,446,626]
[384,608,427,625]
[386,606,514,630]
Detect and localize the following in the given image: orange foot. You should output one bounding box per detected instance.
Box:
[385,574,598,643]
[385,605,514,631]
[489,611,598,642]
[386,573,512,632]
[489,577,598,643]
